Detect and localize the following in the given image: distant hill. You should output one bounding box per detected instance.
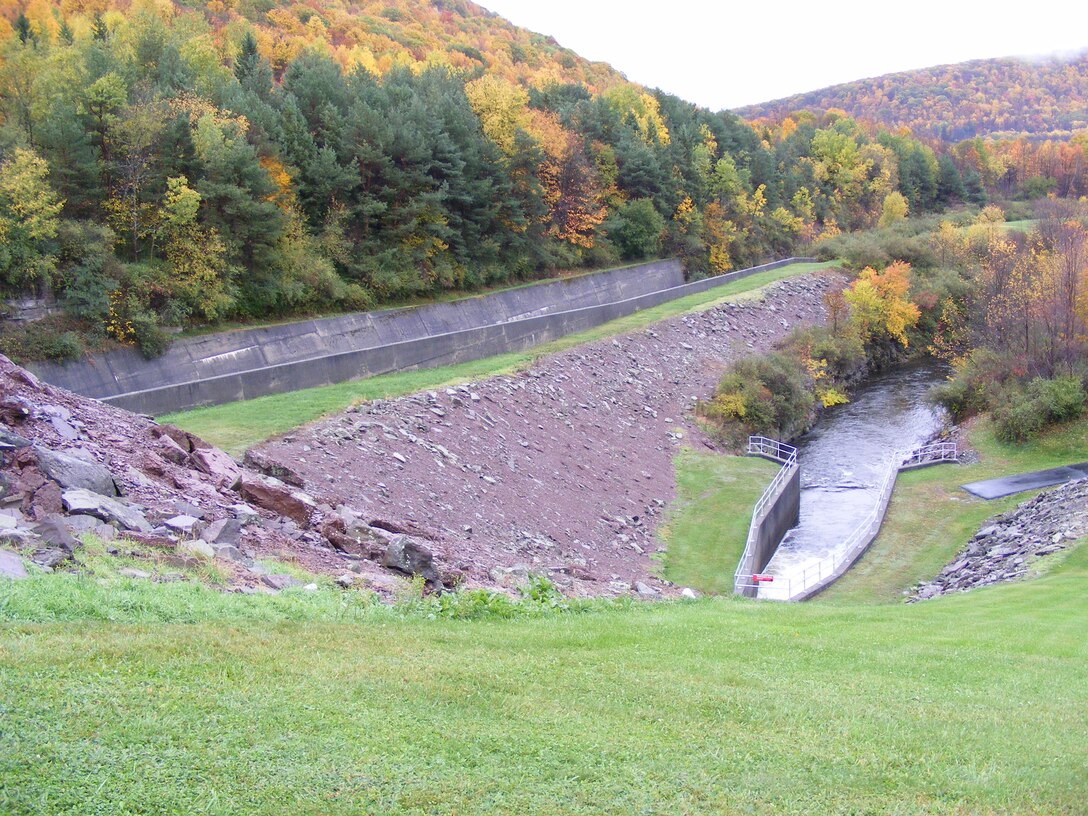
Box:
[736,53,1088,141]
[174,0,631,92]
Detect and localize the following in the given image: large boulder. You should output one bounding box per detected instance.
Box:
[189,447,241,490]
[243,449,305,487]
[33,446,118,497]
[381,535,440,584]
[62,489,152,533]
[237,475,315,526]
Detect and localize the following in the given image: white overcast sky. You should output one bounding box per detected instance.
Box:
[480,1,1088,110]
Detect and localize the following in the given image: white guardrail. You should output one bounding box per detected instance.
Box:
[732,436,799,595]
[734,437,958,600]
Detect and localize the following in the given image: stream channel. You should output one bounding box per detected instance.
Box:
[758,363,948,599]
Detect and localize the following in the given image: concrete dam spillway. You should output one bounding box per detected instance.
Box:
[757,364,948,599]
[28,257,814,417]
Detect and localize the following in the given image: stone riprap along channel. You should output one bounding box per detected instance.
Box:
[250,272,841,595]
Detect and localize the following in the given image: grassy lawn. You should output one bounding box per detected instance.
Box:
[821,415,1088,605]
[999,218,1039,233]
[659,449,778,594]
[1,540,1086,814]
[161,260,838,454]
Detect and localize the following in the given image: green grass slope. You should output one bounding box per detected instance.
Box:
[659,449,778,595]
[823,415,1088,604]
[1,541,1086,814]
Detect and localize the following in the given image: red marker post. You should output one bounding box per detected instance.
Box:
[751,574,774,583]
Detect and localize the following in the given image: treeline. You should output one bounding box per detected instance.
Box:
[737,54,1088,142]
[0,0,993,358]
[702,203,1088,445]
[928,200,1088,442]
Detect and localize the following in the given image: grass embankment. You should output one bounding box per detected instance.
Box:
[822,415,1088,604]
[1,542,1087,814]
[998,218,1039,233]
[161,260,837,454]
[659,449,778,594]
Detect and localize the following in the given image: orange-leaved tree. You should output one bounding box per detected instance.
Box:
[844,261,921,346]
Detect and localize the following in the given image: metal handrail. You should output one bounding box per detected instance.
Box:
[733,436,799,593]
[734,440,957,600]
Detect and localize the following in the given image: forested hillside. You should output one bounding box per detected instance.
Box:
[737,54,1088,142]
[0,0,1074,359]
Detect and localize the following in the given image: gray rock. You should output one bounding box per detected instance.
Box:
[62,489,152,533]
[31,547,71,569]
[119,568,152,579]
[335,573,355,587]
[0,528,40,546]
[164,515,204,535]
[381,535,439,584]
[34,447,118,497]
[48,416,80,441]
[213,544,246,563]
[203,517,242,546]
[680,587,700,599]
[172,501,206,520]
[229,503,261,522]
[32,517,80,552]
[177,539,215,560]
[0,515,16,530]
[0,429,31,449]
[260,573,301,591]
[634,581,658,596]
[0,549,28,580]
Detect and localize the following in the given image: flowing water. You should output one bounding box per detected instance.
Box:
[759,364,947,598]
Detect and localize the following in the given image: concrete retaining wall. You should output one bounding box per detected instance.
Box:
[31,256,815,416]
[750,467,801,575]
[30,259,683,402]
[737,466,801,598]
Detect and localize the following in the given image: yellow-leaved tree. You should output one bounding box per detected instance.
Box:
[844,261,921,346]
[158,176,235,321]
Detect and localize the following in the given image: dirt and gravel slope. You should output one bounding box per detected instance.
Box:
[254,271,842,595]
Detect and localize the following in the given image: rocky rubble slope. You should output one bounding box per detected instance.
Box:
[911,479,1088,600]
[2,269,840,598]
[254,272,840,596]
[0,355,439,593]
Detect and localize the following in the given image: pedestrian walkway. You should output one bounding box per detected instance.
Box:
[962,463,1088,500]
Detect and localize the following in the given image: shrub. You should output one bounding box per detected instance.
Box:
[992,376,1085,443]
[1030,376,1086,422]
[129,313,172,359]
[929,348,1010,420]
[604,198,666,261]
[992,390,1046,443]
[0,316,86,363]
[700,352,815,440]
